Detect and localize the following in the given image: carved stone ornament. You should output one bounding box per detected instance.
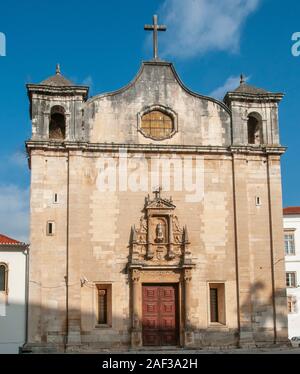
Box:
[184,269,192,282]
[132,270,140,282]
[129,190,194,268]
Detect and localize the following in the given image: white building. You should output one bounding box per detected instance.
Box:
[0,234,28,354]
[284,207,300,340]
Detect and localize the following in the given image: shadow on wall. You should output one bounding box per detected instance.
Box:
[238,281,288,345]
[0,280,289,354]
[0,300,26,354]
[183,280,289,349]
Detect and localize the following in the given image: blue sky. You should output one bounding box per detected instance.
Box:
[0,0,299,241]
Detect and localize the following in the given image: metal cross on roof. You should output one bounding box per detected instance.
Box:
[144,15,167,60]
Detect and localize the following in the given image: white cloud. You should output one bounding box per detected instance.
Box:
[9,150,28,168]
[209,74,250,99]
[157,0,261,59]
[0,185,29,243]
[209,75,240,99]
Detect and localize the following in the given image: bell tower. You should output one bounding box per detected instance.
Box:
[223,76,288,346]
[25,66,90,351]
[224,75,284,146]
[27,64,89,142]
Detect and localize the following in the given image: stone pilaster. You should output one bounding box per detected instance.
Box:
[267,155,289,343]
[66,153,82,348]
[232,154,256,347]
[131,270,142,348]
[184,269,194,347]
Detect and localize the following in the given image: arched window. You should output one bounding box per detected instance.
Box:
[49,105,66,140]
[0,263,8,293]
[141,110,174,140]
[247,113,262,145]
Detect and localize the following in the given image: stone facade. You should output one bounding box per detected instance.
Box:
[24,60,289,352]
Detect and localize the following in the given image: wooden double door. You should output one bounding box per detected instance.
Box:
[142,284,179,346]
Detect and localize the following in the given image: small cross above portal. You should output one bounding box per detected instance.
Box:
[153,186,163,199]
[144,15,167,60]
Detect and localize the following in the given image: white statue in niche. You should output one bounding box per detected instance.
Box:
[155,222,164,243]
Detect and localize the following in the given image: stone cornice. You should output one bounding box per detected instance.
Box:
[27,84,89,100]
[230,145,286,155]
[128,264,196,270]
[25,140,287,156]
[224,91,284,104]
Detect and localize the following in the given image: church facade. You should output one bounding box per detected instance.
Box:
[25,38,289,351]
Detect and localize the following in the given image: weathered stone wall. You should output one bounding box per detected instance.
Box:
[30,93,87,142]
[27,150,288,350]
[229,100,280,145]
[28,151,68,347]
[85,62,231,147]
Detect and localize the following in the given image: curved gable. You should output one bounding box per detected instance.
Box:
[85,61,232,146]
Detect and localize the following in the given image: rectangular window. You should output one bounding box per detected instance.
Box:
[287,296,297,314]
[210,288,218,322]
[96,284,112,326]
[284,233,295,255]
[98,289,107,324]
[46,221,55,236]
[286,272,297,288]
[209,283,226,325]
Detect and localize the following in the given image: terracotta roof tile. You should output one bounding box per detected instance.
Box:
[0,234,25,246]
[283,207,300,215]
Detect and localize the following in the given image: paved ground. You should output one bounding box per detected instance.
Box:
[96,347,300,354]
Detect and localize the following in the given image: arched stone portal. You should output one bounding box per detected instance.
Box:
[128,191,196,348]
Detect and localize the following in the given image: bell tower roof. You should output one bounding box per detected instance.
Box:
[26,64,89,103]
[233,74,270,95]
[39,64,74,87]
[224,74,283,104]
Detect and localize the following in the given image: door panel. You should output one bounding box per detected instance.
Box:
[142,284,178,346]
